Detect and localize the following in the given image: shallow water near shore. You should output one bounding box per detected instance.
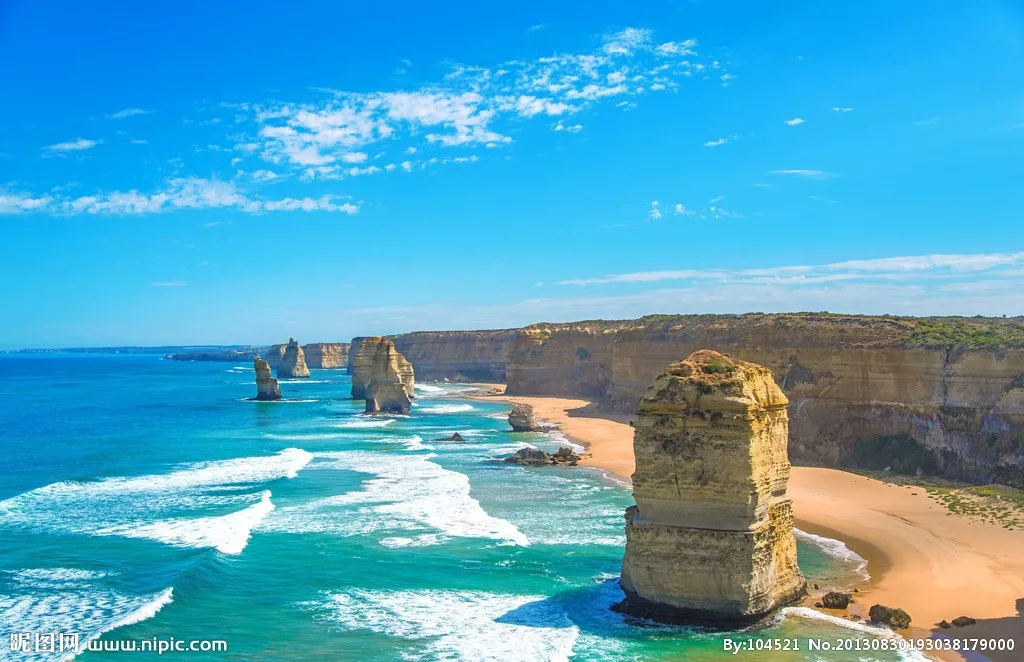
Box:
[0,354,922,660]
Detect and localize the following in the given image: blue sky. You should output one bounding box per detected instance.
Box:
[1,0,1022,348]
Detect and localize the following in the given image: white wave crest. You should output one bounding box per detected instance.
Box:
[0,586,173,662]
[0,450,309,553]
[416,403,474,414]
[780,607,931,662]
[413,383,446,393]
[331,418,396,429]
[263,452,528,546]
[314,589,578,661]
[97,491,274,555]
[793,528,870,579]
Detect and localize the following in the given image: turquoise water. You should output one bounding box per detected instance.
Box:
[0,355,918,661]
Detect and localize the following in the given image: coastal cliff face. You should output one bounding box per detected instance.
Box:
[277,339,311,378]
[253,356,281,401]
[620,350,805,624]
[506,314,1024,486]
[351,337,415,414]
[268,342,347,369]
[302,343,349,369]
[389,330,517,382]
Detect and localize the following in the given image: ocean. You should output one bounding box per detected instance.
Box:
[0,354,923,661]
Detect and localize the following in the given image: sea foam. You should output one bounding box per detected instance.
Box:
[314,589,578,661]
[793,528,870,580]
[416,403,474,414]
[262,451,528,546]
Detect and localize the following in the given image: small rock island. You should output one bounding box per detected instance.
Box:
[618,350,806,626]
[350,337,415,414]
[508,403,542,432]
[277,338,310,378]
[252,355,281,401]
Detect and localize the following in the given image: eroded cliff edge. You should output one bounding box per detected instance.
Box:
[503,314,1024,486]
[268,342,349,370]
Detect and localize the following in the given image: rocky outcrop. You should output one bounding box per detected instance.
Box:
[951,616,976,627]
[389,330,517,382]
[619,350,806,626]
[276,339,310,378]
[504,446,581,466]
[266,343,287,370]
[508,403,542,432]
[302,343,349,369]
[505,314,1024,486]
[350,337,415,413]
[166,348,263,362]
[437,432,465,442]
[253,356,281,401]
[821,592,852,609]
[869,604,912,629]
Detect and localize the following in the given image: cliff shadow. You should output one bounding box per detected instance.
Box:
[564,402,634,425]
[927,598,1023,662]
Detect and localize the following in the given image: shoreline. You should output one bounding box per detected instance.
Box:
[465,385,1023,660]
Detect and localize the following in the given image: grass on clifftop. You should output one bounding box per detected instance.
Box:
[904,319,1024,349]
[923,484,1024,530]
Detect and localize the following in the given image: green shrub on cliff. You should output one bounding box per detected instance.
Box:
[905,320,1024,348]
[843,434,938,476]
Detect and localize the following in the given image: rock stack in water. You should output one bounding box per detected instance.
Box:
[350,337,415,414]
[508,403,542,432]
[253,356,282,401]
[618,350,806,626]
[277,338,310,378]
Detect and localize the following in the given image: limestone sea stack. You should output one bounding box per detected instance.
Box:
[619,350,806,626]
[350,337,415,413]
[508,403,542,432]
[253,356,282,401]
[277,338,310,378]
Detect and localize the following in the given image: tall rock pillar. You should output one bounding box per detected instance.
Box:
[619,350,805,625]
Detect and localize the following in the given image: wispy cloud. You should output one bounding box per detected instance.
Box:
[784,117,805,126]
[238,27,720,179]
[526,24,546,33]
[45,138,100,152]
[151,279,188,287]
[704,134,740,147]
[0,178,358,216]
[647,201,662,220]
[832,106,854,112]
[556,251,1024,286]
[108,108,153,120]
[769,169,833,178]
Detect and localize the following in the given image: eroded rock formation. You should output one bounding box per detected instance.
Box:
[504,446,581,466]
[277,338,310,378]
[350,337,415,413]
[619,350,806,626]
[508,403,542,432]
[253,356,281,401]
[303,343,349,369]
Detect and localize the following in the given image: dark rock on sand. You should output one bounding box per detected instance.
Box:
[869,604,912,629]
[951,616,976,627]
[822,592,852,610]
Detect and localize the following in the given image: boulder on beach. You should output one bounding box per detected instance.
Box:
[253,356,282,401]
[821,592,852,610]
[508,403,541,432]
[869,604,912,629]
[618,350,806,626]
[504,446,581,467]
[951,616,976,627]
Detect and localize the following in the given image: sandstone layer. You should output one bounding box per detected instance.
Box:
[301,342,349,369]
[253,356,281,401]
[620,350,806,625]
[350,337,415,413]
[389,330,517,382]
[276,338,310,378]
[508,403,542,432]
[504,314,1024,486]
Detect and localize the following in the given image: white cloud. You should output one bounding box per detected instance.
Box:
[673,203,692,215]
[832,106,854,112]
[45,138,100,152]
[647,200,662,220]
[785,117,805,126]
[0,178,357,216]
[602,28,652,55]
[556,251,1024,286]
[108,108,153,120]
[526,24,546,33]
[151,279,188,287]
[704,137,727,147]
[769,169,834,178]
[709,195,724,203]
[552,120,583,133]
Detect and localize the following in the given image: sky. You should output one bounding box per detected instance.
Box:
[1,0,1023,348]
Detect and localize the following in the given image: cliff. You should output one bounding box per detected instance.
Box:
[302,342,349,369]
[268,342,347,369]
[620,351,805,625]
[277,338,310,378]
[252,356,281,401]
[505,314,1024,486]
[351,337,415,414]
[388,329,517,382]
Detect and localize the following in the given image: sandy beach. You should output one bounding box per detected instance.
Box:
[469,386,1024,660]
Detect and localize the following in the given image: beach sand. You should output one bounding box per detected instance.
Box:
[468,386,1024,660]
